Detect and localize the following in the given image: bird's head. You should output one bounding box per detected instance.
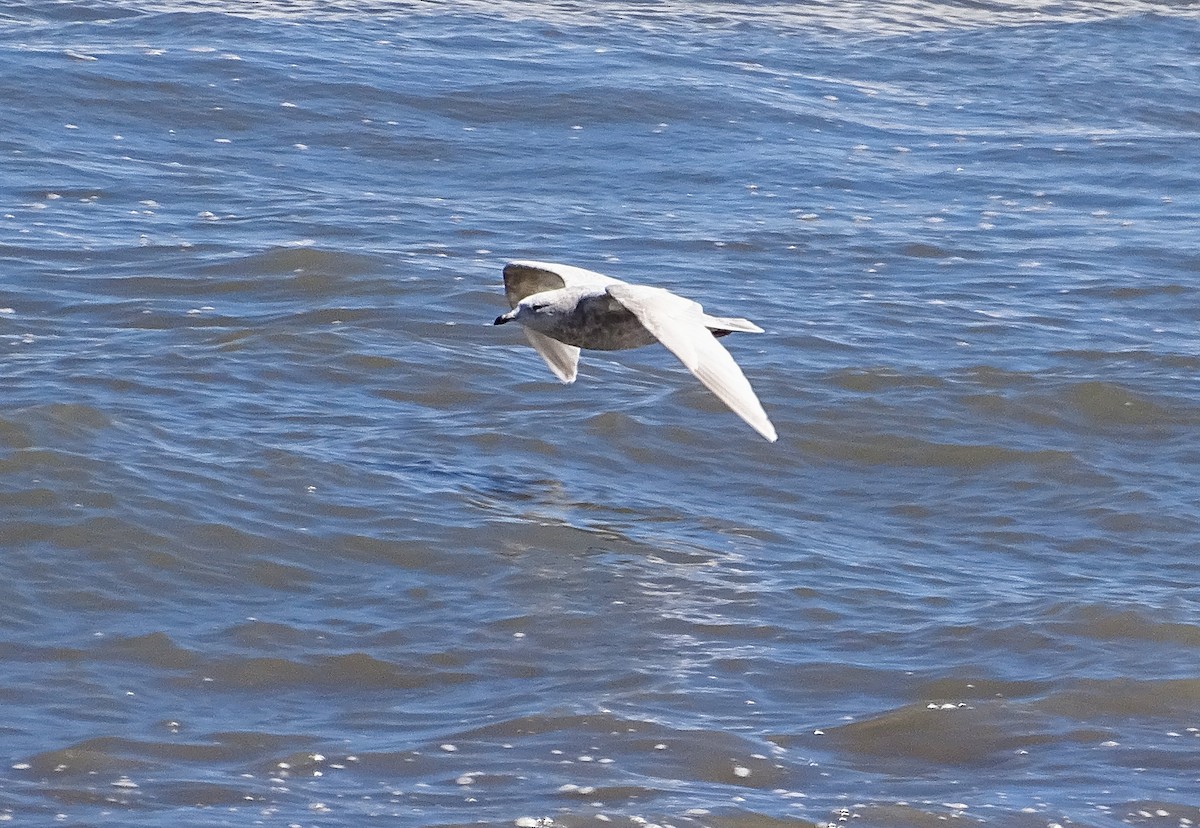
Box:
[493,296,554,327]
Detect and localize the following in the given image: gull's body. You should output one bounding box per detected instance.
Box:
[493,260,777,442]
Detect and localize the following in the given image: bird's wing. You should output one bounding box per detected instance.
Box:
[607,283,777,442]
[503,260,620,307]
[522,328,580,384]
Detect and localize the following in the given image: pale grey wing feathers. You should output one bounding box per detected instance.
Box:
[522,328,580,384]
[503,260,620,308]
[606,284,777,442]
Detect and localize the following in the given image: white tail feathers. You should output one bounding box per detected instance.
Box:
[703,315,764,334]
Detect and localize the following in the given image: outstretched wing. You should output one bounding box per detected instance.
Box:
[503,260,621,308]
[606,283,777,442]
[522,328,580,384]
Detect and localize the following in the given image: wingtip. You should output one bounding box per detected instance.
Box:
[752,418,778,442]
[545,364,578,384]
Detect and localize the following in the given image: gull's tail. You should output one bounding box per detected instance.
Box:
[703,314,764,337]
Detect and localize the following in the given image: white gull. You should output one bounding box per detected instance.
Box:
[493,260,777,442]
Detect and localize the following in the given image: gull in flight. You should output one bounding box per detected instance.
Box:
[493,260,777,442]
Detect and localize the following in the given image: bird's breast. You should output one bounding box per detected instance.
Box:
[550,294,657,351]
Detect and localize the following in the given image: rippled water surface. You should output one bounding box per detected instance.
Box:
[2,1,1199,826]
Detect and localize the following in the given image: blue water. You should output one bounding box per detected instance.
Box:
[2,2,1199,826]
